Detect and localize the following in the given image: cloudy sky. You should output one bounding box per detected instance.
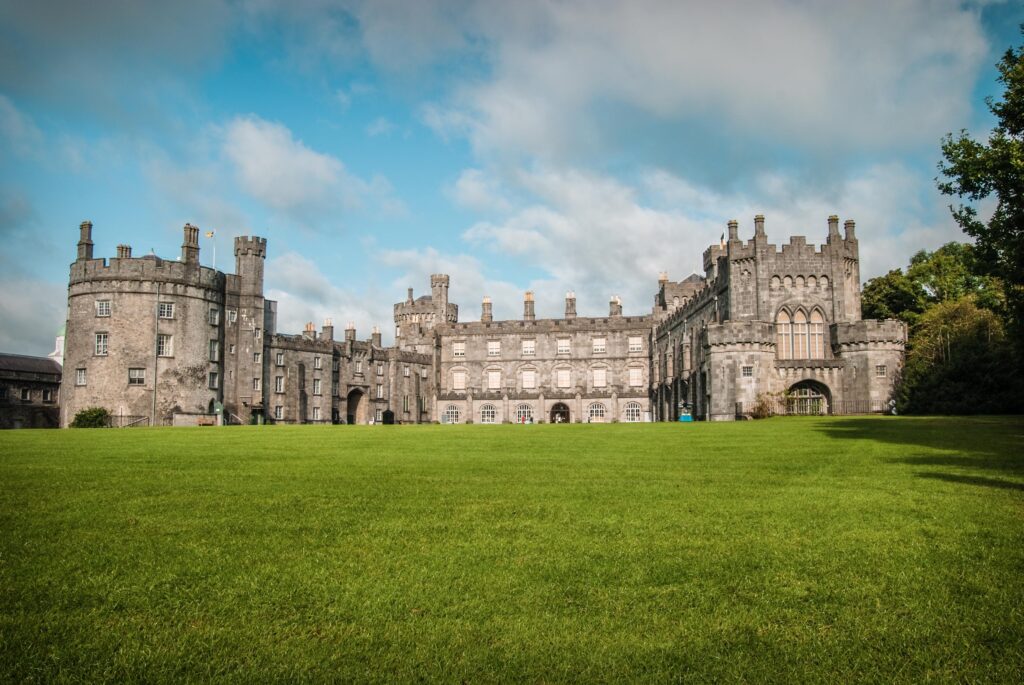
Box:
[1,0,1020,354]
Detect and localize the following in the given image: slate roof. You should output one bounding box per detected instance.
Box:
[0,353,63,375]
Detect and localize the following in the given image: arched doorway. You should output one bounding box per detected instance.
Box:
[346,389,367,424]
[550,402,570,424]
[787,380,831,415]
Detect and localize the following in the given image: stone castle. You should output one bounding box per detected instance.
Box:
[59,215,905,426]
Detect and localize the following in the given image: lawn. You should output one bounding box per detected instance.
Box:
[1,416,1022,683]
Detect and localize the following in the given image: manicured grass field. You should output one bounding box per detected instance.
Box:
[1,417,1022,683]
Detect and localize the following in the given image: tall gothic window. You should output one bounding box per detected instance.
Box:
[793,310,808,358]
[776,311,792,360]
[809,309,825,359]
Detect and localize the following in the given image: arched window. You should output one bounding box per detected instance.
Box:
[588,402,607,423]
[809,309,825,359]
[793,310,808,358]
[442,405,461,424]
[770,276,781,289]
[807,275,817,289]
[776,310,792,360]
[673,296,680,308]
[480,404,497,424]
[820,275,829,288]
[515,404,534,423]
[795,275,805,287]
[783,275,793,288]
[623,402,642,423]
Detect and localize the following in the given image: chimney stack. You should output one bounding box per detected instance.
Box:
[77,220,94,261]
[371,325,382,348]
[827,214,840,243]
[303,321,316,341]
[844,219,856,241]
[609,295,623,317]
[565,291,577,320]
[321,318,334,342]
[181,223,200,264]
[727,219,739,241]
[407,287,414,303]
[523,291,535,321]
[345,321,356,342]
[481,296,493,322]
[116,244,132,259]
[754,214,766,239]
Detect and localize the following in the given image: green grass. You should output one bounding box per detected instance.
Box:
[2,417,1022,683]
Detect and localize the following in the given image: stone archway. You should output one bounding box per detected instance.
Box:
[550,402,570,424]
[787,379,831,415]
[346,388,368,424]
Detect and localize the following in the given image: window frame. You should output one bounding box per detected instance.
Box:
[157,301,175,319]
[95,300,111,317]
[128,368,146,385]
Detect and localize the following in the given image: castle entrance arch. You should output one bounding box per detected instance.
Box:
[550,403,570,424]
[787,380,831,415]
[346,389,368,424]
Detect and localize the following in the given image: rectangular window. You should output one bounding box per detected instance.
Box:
[274,405,283,420]
[253,377,261,391]
[95,300,111,317]
[404,366,410,377]
[355,360,363,374]
[522,339,535,356]
[228,309,237,323]
[557,338,570,355]
[592,338,606,354]
[209,340,219,362]
[376,363,384,376]
[42,389,53,403]
[254,327,261,339]
[556,368,570,388]
[314,356,322,370]
[487,370,501,390]
[94,332,108,356]
[276,352,284,366]
[421,368,428,379]
[208,371,219,389]
[313,379,322,395]
[487,340,500,357]
[21,388,30,401]
[453,370,466,390]
[209,308,220,325]
[312,406,321,421]
[593,368,607,388]
[275,375,284,393]
[128,368,145,385]
[742,365,753,378]
[522,369,536,389]
[253,352,261,364]
[158,302,174,319]
[875,364,887,378]
[76,368,86,386]
[376,383,384,399]
[629,367,643,387]
[453,341,465,358]
[395,325,401,338]
[375,409,383,422]
[229,343,236,355]
[157,334,172,357]
[628,336,642,353]
[403,395,410,412]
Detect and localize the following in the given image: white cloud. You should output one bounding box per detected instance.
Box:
[0,95,44,157]
[448,168,511,213]
[365,116,395,137]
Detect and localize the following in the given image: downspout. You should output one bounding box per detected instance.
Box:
[152,281,159,426]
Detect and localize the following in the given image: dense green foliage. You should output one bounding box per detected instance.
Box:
[863,243,1020,414]
[69,406,110,428]
[938,29,1024,347]
[2,421,1022,683]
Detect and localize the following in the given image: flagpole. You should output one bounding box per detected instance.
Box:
[205,230,216,270]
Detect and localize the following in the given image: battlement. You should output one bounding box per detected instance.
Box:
[69,255,226,289]
[234,236,267,258]
[430,274,449,287]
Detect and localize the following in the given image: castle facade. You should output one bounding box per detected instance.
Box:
[59,215,904,426]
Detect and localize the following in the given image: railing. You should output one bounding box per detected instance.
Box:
[106,415,150,428]
[735,398,889,419]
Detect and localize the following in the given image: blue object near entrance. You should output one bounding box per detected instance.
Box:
[678,414,693,422]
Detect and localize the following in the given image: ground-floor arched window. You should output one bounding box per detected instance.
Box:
[787,381,830,415]
[623,402,642,422]
[588,402,607,423]
[480,404,497,424]
[442,405,461,424]
[515,404,534,423]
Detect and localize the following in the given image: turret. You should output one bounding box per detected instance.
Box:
[233,236,267,294]
[430,274,449,319]
[827,214,841,244]
[844,219,857,241]
[754,214,766,240]
[565,291,577,319]
[610,295,622,317]
[76,220,94,261]
[727,219,739,242]
[523,291,535,321]
[181,223,200,264]
[481,296,493,323]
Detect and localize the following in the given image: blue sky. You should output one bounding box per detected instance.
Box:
[1,0,1020,354]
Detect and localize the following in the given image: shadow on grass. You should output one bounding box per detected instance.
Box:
[813,416,1024,491]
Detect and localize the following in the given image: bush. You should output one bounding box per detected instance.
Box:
[749,393,778,419]
[71,407,110,428]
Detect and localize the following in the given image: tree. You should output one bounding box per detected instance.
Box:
[861,268,927,325]
[71,407,110,428]
[906,242,1004,312]
[938,30,1024,346]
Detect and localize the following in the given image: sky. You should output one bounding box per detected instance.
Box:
[1,0,1021,355]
